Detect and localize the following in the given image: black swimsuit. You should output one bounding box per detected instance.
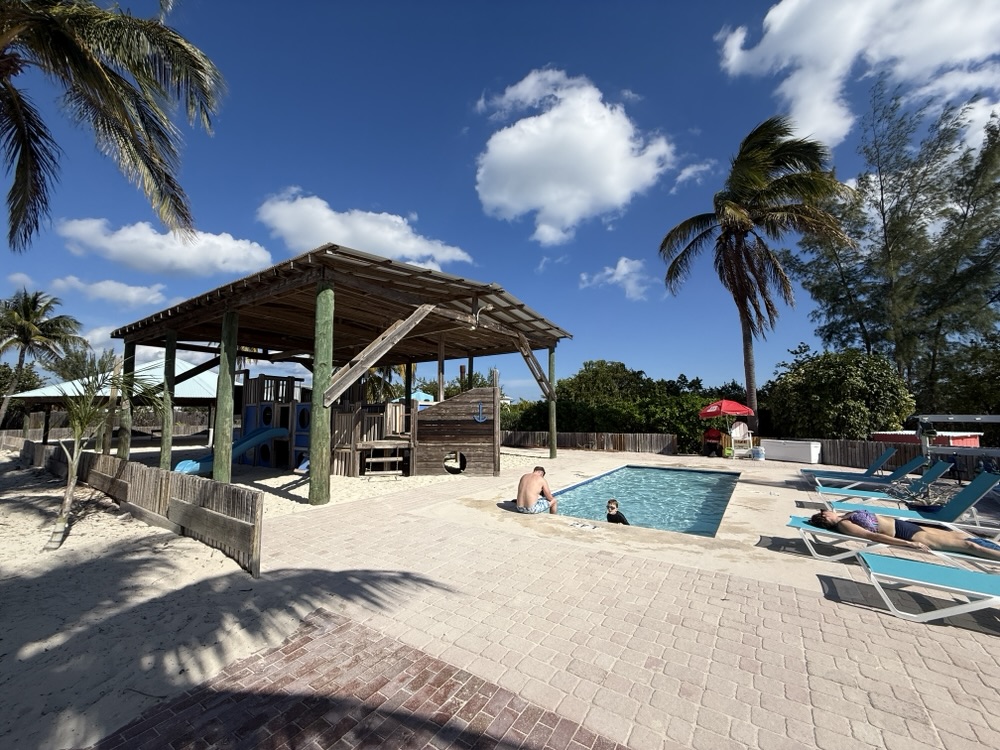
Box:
[893,518,923,541]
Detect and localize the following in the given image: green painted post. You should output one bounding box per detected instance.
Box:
[159,332,176,470]
[548,345,557,459]
[213,311,239,483]
[117,343,135,459]
[309,279,334,505]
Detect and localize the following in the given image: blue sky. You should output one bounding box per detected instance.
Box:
[6,0,1000,401]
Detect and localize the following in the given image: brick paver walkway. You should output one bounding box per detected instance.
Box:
[89,608,626,750]
[83,455,1000,749]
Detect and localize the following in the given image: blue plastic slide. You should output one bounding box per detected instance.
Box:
[174,426,289,475]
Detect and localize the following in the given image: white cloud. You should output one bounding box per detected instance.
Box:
[476,69,675,246]
[671,160,717,194]
[83,326,116,353]
[56,219,272,276]
[718,0,1000,147]
[536,254,569,273]
[579,257,652,301]
[7,272,34,290]
[52,275,166,308]
[256,189,472,270]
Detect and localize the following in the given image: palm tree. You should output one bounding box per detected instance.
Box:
[49,352,165,548]
[660,116,853,429]
[0,288,83,427]
[0,0,224,251]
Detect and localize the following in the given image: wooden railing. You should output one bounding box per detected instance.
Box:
[13,439,263,577]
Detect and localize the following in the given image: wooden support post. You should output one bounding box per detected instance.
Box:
[309,279,334,504]
[437,338,445,401]
[159,332,176,470]
[42,406,51,445]
[404,361,414,434]
[117,343,135,459]
[213,312,239,483]
[548,345,557,460]
[467,355,474,389]
[101,357,122,455]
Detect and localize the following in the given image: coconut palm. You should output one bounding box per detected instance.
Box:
[0,0,224,251]
[0,288,83,427]
[659,116,853,427]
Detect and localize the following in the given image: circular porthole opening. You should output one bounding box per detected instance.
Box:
[297,407,310,430]
[443,451,467,475]
[262,406,273,425]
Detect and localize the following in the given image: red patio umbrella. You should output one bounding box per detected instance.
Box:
[698,399,754,419]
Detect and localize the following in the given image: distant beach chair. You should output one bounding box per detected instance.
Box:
[801,447,896,481]
[815,460,953,505]
[858,551,1000,622]
[730,422,752,457]
[812,455,927,490]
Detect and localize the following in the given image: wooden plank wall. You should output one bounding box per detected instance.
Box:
[17,440,263,577]
[413,387,500,476]
[502,431,677,455]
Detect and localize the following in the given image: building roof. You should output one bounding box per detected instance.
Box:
[12,358,218,406]
[111,244,572,370]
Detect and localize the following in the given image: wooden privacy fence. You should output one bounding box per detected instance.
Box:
[14,439,263,577]
[502,431,677,455]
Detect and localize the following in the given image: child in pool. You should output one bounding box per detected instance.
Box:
[606,498,630,525]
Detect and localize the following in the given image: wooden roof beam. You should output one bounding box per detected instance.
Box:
[323,304,436,406]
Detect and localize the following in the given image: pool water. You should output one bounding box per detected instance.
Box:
[554,465,739,537]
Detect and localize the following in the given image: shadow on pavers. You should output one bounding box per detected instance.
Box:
[817,574,1000,636]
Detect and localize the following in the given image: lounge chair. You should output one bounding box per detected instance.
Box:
[730,422,753,457]
[815,460,953,505]
[812,455,927,489]
[786,515,1000,569]
[858,551,1000,622]
[827,471,1000,534]
[801,447,896,480]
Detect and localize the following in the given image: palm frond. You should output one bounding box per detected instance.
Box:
[0,81,60,251]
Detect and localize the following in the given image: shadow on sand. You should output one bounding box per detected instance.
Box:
[0,537,459,749]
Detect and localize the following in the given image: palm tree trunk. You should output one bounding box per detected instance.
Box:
[58,436,82,520]
[739,313,759,433]
[0,348,27,428]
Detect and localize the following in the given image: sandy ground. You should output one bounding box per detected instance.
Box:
[0,447,542,750]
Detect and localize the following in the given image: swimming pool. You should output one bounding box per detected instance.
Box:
[554,465,739,536]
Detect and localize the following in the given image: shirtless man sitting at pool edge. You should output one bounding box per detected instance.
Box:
[516,466,558,515]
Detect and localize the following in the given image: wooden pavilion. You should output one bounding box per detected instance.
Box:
[111,243,572,503]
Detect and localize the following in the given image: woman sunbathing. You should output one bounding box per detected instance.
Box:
[809,508,1000,561]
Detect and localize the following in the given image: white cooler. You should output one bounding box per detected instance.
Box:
[759,439,821,463]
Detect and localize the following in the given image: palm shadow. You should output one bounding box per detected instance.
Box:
[0,539,455,749]
[88,605,608,750]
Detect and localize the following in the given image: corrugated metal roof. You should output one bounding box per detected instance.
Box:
[13,358,217,404]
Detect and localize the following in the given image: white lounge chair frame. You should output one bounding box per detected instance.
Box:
[858,551,1000,622]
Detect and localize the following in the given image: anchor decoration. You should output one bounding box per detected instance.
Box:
[473,402,489,423]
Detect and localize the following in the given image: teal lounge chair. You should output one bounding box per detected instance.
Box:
[828,470,1000,533]
[813,455,927,489]
[816,460,953,505]
[801,447,896,480]
[858,551,1000,622]
[786,515,1000,569]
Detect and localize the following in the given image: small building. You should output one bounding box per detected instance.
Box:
[870,430,982,448]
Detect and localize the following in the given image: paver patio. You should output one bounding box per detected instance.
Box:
[85,450,1000,749]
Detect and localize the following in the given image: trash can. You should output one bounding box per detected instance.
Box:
[750,446,765,461]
